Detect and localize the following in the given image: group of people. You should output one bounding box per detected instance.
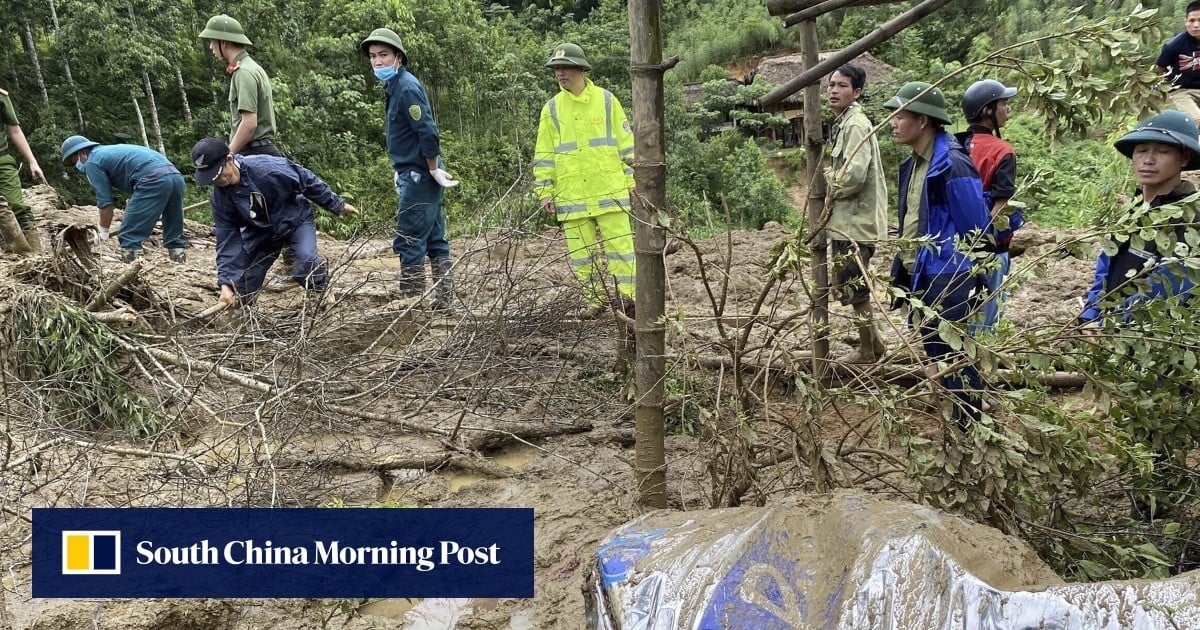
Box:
[2,16,637,317]
[826,2,1200,427]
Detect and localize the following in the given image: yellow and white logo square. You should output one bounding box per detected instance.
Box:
[62,531,121,575]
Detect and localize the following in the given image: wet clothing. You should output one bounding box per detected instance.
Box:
[0,89,33,231]
[228,50,277,144]
[382,65,450,265]
[533,79,637,302]
[891,130,991,426]
[78,144,187,251]
[1080,182,1199,323]
[393,169,449,266]
[826,102,887,243]
[209,155,348,297]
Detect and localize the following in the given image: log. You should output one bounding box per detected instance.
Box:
[86,259,143,311]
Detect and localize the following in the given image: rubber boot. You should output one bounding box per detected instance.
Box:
[120,248,143,263]
[0,202,32,255]
[22,226,42,253]
[168,248,187,263]
[430,257,454,312]
[839,321,885,364]
[398,264,426,299]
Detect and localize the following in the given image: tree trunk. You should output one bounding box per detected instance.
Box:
[142,71,166,154]
[628,0,670,510]
[800,19,832,492]
[48,0,85,128]
[22,20,50,107]
[175,66,193,125]
[800,22,830,377]
[132,96,150,148]
[758,0,955,107]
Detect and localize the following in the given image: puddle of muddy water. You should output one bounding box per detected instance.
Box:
[359,597,535,628]
[444,443,538,493]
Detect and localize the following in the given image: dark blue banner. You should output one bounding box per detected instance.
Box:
[33,508,534,598]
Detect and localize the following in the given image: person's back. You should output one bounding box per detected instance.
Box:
[90,144,174,188]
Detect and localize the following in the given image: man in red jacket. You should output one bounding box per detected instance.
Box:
[957,79,1024,334]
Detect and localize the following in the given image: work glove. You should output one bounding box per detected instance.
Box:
[92,227,110,245]
[430,168,460,188]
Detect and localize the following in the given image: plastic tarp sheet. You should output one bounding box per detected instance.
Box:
[585,493,1200,629]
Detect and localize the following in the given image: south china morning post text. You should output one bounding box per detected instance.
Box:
[133,538,500,571]
[32,507,534,598]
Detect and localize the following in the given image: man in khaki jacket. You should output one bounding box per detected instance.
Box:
[825,64,888,362]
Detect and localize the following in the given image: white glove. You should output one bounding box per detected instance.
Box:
[430,168,460,188]
[97,227,110,242]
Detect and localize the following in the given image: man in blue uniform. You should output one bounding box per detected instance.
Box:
[360,27,459,311]
[61,135,188,262]
[1156,1,1200,121]
[190,137,357,307]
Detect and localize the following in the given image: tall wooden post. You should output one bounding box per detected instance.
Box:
[628,0,668,509]
[800,20,830,376]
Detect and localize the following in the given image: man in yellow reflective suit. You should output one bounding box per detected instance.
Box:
[533,43,636,317]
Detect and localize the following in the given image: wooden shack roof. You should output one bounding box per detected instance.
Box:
[752,50,897,105]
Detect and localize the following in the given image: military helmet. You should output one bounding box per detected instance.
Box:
[60,135,100,164]
[546,43,591,70]
[1114,110,1200,170]
[200,14,252,46]
[360,28,407,60]
[884,81,952,126]
[962,79,1018,121]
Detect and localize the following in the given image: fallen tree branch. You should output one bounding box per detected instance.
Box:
[85,259,143,311]
[284,451,516,479]
[2,437,207,475]
[460,421,594,452]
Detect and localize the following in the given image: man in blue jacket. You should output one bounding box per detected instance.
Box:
[61,135,188,263]
[1080,110,1200,325]
[885,82,992,429]
[360,27,458,311]
[190,137,357,307]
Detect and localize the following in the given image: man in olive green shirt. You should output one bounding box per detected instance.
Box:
[0,87,46,255]
[825,64,888,362]
[199,14,279,157]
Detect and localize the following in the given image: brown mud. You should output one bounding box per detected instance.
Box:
[0,184,1095,628]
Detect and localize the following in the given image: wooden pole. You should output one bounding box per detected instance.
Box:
[799,21,830,377]
[628,0,671,509]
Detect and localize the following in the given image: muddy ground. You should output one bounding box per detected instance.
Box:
[0,184,1096,629]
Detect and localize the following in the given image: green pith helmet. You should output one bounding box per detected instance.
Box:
[1114,110,1200,171]
[546,43,591,70]
[360,28,407,60]
[199,14,252,46]
[884,81,952,126]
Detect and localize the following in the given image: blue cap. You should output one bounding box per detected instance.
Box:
[61,135,100,164]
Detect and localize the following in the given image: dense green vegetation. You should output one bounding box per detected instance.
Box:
[6,0,1200,581]
[2,0,1186,234]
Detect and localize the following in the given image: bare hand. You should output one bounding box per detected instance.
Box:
[341,203,359,217]
[29,162,46,185]
[541,198,556,214]
[218,285,238,307]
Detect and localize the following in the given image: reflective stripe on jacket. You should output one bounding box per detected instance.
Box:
[533,79,635,220]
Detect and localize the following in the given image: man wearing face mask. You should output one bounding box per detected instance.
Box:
[360,28,459,312]
[60,135,188,263]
